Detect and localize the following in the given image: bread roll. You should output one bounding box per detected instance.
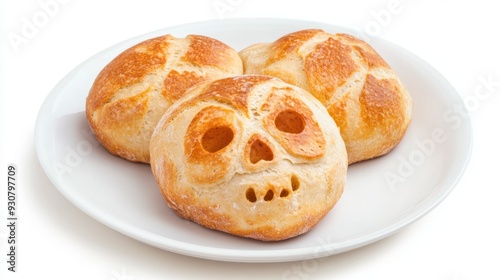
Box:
[149,75,348,241]
[86,34,243,163]
[239,29,412,164]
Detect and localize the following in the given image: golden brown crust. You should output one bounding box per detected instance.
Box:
[262,87,327,160]
[182,35,237,69]
[150,75,348,241]
[86,34,243,163]
[87,36,170,114]
[183,105,240,185]
[336,33,390,68]
[360,74,405,133]
[304,37,358,103]
[239,29,413,164]
[162,70,206,101]
[267,29,322,65]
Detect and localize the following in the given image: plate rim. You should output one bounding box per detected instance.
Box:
[34,17,473,263]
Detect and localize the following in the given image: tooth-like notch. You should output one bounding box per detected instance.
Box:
[290,174,300,191]
[244,174,300,203]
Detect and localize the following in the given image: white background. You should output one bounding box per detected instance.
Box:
[1,0,499,279]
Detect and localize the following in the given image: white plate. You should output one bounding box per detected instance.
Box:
[35,18,473,262]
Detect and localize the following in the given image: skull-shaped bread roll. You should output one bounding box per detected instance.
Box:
[149,75,348,241]
[86,34,243,163]
[239,29,412,164]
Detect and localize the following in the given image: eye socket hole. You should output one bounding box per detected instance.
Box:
[249,139,274,164]
[275,110,305,134]
[201,126,234,153]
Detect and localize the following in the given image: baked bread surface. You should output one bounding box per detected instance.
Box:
[239,29,412,164]
[86,34,243,163]
[149,75,348,241]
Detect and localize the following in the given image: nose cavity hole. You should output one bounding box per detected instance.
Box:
[264,190,274,201]
[275,110,305,134]
[246,188,257,203]
[201,126,234,153]
[291,174,300,191]
[249,139,274,164]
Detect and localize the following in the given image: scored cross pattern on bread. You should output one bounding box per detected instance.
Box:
[86,34,243,163]
[239,29,413,164]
